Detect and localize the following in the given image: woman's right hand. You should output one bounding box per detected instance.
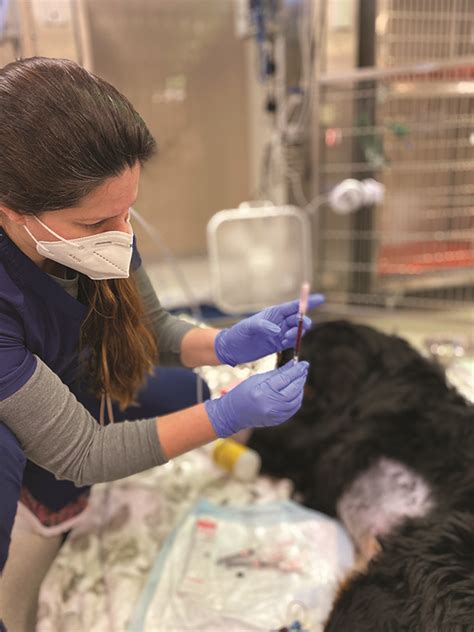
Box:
[204,361,309,438]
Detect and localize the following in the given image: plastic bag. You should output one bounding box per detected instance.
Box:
[129,499,354,631]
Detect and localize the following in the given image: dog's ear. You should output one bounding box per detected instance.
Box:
[378,333,427,374]
[298,321,379,411]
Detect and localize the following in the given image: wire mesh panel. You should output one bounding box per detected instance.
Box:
[314,1,474,315]
[378,0,473,65]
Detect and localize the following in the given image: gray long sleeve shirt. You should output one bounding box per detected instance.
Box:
[0,265,196,486]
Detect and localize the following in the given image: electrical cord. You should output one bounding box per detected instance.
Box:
[130,208,207,406]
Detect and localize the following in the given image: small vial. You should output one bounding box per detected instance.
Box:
[208,439,261,482]
[294,281,310,362]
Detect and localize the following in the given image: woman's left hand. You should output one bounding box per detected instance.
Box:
[214,294,325,366]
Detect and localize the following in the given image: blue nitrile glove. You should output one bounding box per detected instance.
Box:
[204,360,309,438]
[214,295,325,366]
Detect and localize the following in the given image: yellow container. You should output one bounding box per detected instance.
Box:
[211,439,261,482]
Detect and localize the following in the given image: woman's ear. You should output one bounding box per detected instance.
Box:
[0,206,26,225]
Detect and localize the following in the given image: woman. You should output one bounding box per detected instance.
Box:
[0,56,322,629]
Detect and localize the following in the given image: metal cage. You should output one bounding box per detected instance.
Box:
[312,0,473,318]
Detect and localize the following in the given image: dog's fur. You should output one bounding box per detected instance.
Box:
[248,320,474,631]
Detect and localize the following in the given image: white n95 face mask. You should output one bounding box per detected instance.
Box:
[24,215,134,280]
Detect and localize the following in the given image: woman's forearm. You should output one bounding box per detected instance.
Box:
[180,327,221,368]
[156,403,217,459]
[0,358,170,486]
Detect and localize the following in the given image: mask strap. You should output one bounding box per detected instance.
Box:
[24,215,133,255]
[34,216,82,248]
[23,224,41,247]
[23,222,61,255]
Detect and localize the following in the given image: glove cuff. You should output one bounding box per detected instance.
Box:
[204,398,232,438]
[214,329,237,367]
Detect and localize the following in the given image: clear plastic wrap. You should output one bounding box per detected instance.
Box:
[129,500,354,632]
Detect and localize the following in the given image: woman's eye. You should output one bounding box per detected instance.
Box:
[85,220,107,228]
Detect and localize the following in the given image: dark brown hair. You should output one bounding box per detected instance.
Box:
[0,56,158,409]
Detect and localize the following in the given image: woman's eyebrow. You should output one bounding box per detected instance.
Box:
[78,201,137,222]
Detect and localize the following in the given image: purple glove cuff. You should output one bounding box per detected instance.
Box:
[204,398,233,438]
[214,329,237,367]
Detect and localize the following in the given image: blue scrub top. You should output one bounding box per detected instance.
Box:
[0,229,211,571]
[0,229,141,519]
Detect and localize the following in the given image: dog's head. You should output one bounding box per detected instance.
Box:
[279,320,455,420]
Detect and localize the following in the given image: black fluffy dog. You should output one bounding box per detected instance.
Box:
[248,320,474,631]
